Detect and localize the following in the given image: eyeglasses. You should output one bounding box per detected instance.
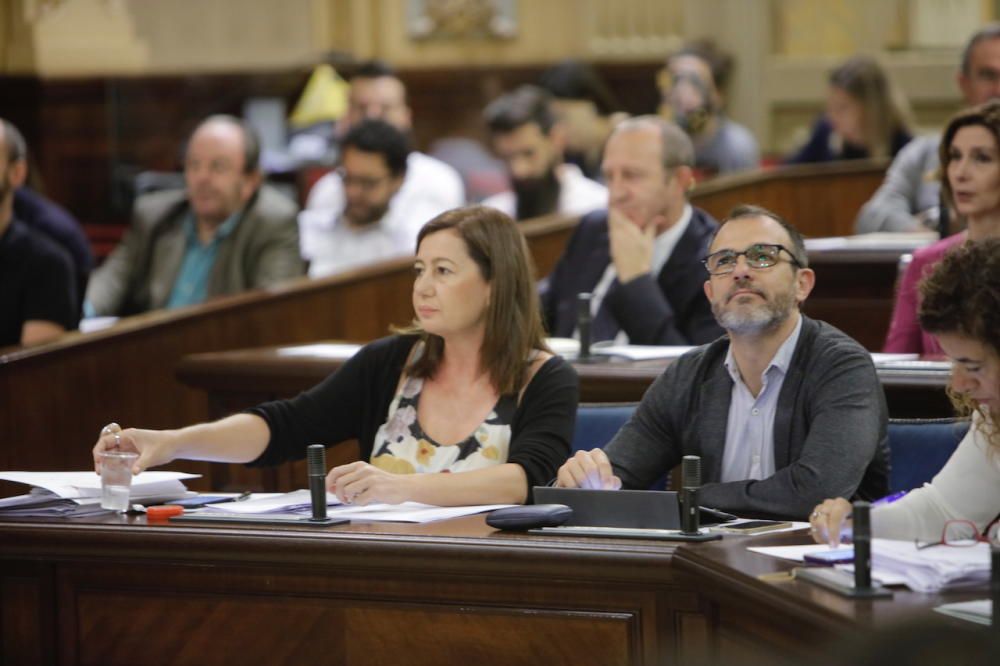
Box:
[702,243,803,276]
[336,167,392,192]
[914,519,1000,550]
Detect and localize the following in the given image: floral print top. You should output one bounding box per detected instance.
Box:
[369,373,516,475]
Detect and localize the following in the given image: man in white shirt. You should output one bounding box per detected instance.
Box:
[482,85,607,221]
[300,120,432,277]
[305,60,464,225]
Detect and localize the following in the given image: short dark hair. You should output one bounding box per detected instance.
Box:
[340,119,411,177]
[961,23,1000,75]
[483,85,556,135]
[538,60,622,115]
[668,39,733,92]
[716,204,809,268]
[351,59,398,81]
[0,118,27,163]
[938,100,1000,210]
[191,115,261,174]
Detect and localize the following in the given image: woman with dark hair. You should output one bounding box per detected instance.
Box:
[93,206,579,506]
[811,238,1000,544]
[787,55,913,164]
[885,100,1000,353]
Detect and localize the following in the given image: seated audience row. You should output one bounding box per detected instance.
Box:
[94,204,890,520]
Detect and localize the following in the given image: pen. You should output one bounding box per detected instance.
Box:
[871,491,907,507]
[235,490,252,502]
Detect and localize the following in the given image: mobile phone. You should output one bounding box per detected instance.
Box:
[803,548,855,565]
[167,495,239,509]
[710,520,792,535]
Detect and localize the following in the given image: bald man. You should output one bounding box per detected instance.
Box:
[86,115,304,316]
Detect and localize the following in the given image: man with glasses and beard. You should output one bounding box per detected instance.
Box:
[556,205,889,520]
[300,120,424,277]
[482,85,607,221]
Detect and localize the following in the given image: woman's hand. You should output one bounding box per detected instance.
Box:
[92,422,180,476]
[326,461,415,505]
[809,497,853,547]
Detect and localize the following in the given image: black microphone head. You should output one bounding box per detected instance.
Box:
[577,292,592,320]
[307,444,326,476]
[682,455,701,489]
[852,500,871,534]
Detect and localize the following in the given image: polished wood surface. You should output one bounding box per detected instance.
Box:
[673,532,985,663]
[0,515,984,665]
[176,345,952,420]
[0,514,694,666]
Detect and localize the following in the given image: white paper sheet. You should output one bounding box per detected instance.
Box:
[275,343,361,358]
[0,471,200,498]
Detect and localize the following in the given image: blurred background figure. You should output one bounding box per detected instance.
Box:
[482,84,606,221]
[538,59,629,182]
[787,55,914,164]
[658,39,760,175]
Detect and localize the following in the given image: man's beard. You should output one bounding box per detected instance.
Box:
[712,279,797,336]
[513,167,561,220]
[345,199,391,227]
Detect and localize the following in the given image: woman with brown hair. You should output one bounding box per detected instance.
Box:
[885,100,1000,353]
[811,238,1000,544]
[93,206,579,506]
[787,55,913,164]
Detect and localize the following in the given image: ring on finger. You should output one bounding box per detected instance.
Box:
[114,433,121,448]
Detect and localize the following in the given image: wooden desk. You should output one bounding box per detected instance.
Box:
[0,514,696,666]
[176,346,952,420]
[1,515,982,666]
[673,533,985,663]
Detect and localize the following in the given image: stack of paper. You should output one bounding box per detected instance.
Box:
[934,599,992,626]
[869,538,992,592]
[0,471,199,517]
[202,489,512,523]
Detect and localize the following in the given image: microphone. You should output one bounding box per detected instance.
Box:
[992,545,1000,630]
[307,444,328,522]
[680,455,701,535]
[577,292,592,360]
[852,501,873,590]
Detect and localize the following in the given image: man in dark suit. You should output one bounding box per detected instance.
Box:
[540,115,723,345]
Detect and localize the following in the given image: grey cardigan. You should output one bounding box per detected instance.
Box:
[605,315,889,519]
[87,185,304,316]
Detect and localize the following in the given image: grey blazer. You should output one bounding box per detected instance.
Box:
[604,315,890,519]
[87,185,305,316]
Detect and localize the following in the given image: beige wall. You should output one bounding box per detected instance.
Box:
[4,0,994,151]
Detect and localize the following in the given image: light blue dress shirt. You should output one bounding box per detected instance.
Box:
[166,212,240,309]
[719,314,803,483]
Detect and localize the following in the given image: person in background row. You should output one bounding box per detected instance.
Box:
[0,116,92,307]
[884,101,1000,354]
[787,55,913,165]
[659,39,760,175]
[538,59,629,182]
[0,119,78,347]
[306,60,464,225]
[557,205,889,520]
[482,84,607,221]
[540,115,723,346]
[856,23,1000,233]
[85,115,304,316]
[812,239,1000,545]
[93,206,579,507]
[299,120,435,277]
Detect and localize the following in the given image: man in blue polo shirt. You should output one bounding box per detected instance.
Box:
[86,115,305,316]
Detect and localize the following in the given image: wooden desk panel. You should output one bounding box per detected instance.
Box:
[0,515,695,666]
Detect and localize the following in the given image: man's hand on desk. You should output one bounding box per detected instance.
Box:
[555,449,622,490]
[327,461,415,505]
[809,497,853,547]
[93,423,179,475]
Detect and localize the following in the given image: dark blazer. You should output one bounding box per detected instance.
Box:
[540,207,723,345]
[605,315,891,519]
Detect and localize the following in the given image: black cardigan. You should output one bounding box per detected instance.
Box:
[248,335,580,492]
